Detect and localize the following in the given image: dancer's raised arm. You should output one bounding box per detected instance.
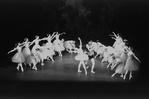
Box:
[8,46,17,54]
[78,37,82,49]
[133,53,141,63]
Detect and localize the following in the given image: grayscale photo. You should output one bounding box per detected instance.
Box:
[0,0,147,99]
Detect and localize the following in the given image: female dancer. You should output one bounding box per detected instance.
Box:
[8,43,25,72]
[73,37,88,75]
[22,38,32,57]
[21,38,32,66]
[42,33,56,61]
[30,35,46,66]
[63,40,76,53]
[111,51,128,78]
[53,32,66,57]
[110,32,127,53]
[123,47,140,80]
[111,62,126,78]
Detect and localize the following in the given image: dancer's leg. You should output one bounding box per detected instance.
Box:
[16,64,20,71]
[91,58,95,73]
[41,59,44,66]
[82,61,87,75]
[20,63,24,72]
[78,61,82,72]
[123,70,128,79]
[129,71,132,80]
[111,72,117,77]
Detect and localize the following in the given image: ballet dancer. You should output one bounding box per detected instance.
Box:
[53,32,66,57]
[111,51,128,78]
[73,37,88,75]
[21,38,32,66]
[29,35,45,68]
[63,40,76,53]
[8,43,25,72]
[110,32,127,52]
[123,47,140,80]
[111,62,126,78]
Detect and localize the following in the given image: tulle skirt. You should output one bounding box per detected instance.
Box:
[36,51,47,60]
[22,47,31,57]
[46,50,55,57]
[54,44,65,52]
[25,54,39,64]
[120,52,128,63]
[75,54,89,61]
[124,56,139,71]
[12,52,25,63]
[115,63,126,74]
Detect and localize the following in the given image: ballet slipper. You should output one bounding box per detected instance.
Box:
[21,67,24,72]
[129,72,132,80]
[91,70,95,73]
[78,70,82,72]
[16,66,19,71]
[120,74,123,77]
[41,63,44,66]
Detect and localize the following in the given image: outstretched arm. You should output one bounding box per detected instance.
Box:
[29,39,36,46]
[8,48,17,54]
[133,53,141,63]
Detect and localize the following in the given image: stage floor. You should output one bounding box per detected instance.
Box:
[0,53,144,98]
[1,53,138,82]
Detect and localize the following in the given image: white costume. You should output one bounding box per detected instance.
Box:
[8,43,25,72]
[73,37,88,75]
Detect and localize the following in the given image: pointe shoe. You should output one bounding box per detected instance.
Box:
[41,63,44,66]
[91,71,95,73]
[32,66,37,70]
[78,70,82,72]
[29,64,31,67]
[120,74,123,77]
[129,75,132,80]
[16,66,19,71]
[21,68,24,72]
[85,72,87,75]
[86,66,89,69]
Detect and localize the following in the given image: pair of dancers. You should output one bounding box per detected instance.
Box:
[72,37,96,75]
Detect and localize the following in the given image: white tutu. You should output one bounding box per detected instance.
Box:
[12,52,25,63]
[75,54,89,61]
[22,47,31,57]
[46,49,55,57]
[115,63,126,74]
[54,44,65,52]
[25,54,39,64]
[120,52,128,63]
[36,50,47,60]
[124,56,139,71]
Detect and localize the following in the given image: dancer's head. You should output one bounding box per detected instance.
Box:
[24,38,28,42]
[35,35,39,39]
